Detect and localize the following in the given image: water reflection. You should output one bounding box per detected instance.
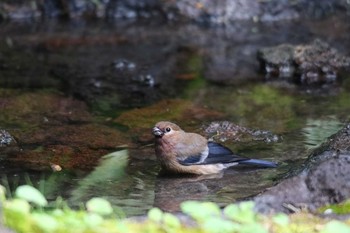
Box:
[153,167,282,213]
[302,117,343,149]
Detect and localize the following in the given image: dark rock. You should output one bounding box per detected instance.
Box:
[294,40,350,84]
[254,124,350,214]
[163,0,260,23]
[306,154,350,207]
[258,39,350,85]
[1,0,350,23]
[106,0,165,20]
[257,44,295,79]
[254,173,311,214]
[0,1,41,20]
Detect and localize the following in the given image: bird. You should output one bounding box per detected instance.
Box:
[152,121,277,175]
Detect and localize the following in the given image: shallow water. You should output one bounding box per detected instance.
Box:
[0,17,349,216]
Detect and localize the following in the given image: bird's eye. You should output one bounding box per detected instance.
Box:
[165,127,171,132]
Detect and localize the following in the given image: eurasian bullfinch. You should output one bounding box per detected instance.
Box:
[152,121,277,175]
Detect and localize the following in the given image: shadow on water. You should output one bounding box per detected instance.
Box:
[0,16,350,216]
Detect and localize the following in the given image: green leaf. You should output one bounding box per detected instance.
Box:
[4,199,31,214]
[223,204,240,219]
[148,208,163,222]
[321,220,350,233]
[224,201,256,223]
[32,213,59,233]
[84,213,104,227]
[163,213,181,229]
[272,213,289,226]
[3,199,32,233]
[181,201,221,221]
[15,185,48,207]
[86,197,113,216]
[202,217,240,233]
[0,185,6,201]
[240,222,268,233]
[52,209,64,217]
[239,201,255,212]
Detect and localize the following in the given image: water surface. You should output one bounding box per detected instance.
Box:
[0,17,349,216]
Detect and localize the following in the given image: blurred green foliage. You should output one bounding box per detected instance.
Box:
[2,184,350,233]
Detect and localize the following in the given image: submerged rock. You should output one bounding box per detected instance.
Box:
[114,99,224,129]
[0,91,131,170]
[204,121,280,143]
[254,124,350,215]
[258,39,350,85]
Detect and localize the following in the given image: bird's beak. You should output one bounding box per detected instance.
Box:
[152,127,164,137]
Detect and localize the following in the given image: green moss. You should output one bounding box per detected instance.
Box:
[318,199,350,215]
[114,99,192,128]
[244,85,295,129]
[90,93,121,116]
[203,84,297,133]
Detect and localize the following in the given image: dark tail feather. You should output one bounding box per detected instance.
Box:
[238,159,277,168]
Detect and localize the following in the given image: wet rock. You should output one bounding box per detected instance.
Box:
[306,154,350,207]
[204,121,280,143]
[9,131,127,170]
[0,130,16,147]
[106,0,165,20]
[0,91,132,170]
[2,0,350,23]
[197,21,313,85]
[0,2,41,20]
[257,44,295,79]
[254,124,350,214]
[0,91,92,127]
[258,39,350,85]
[7,123,131,170]
[203,42,262,85]
[294,40,350,84]
[163,0,260,23]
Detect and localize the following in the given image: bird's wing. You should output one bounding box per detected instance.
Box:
[178,142,248,166]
